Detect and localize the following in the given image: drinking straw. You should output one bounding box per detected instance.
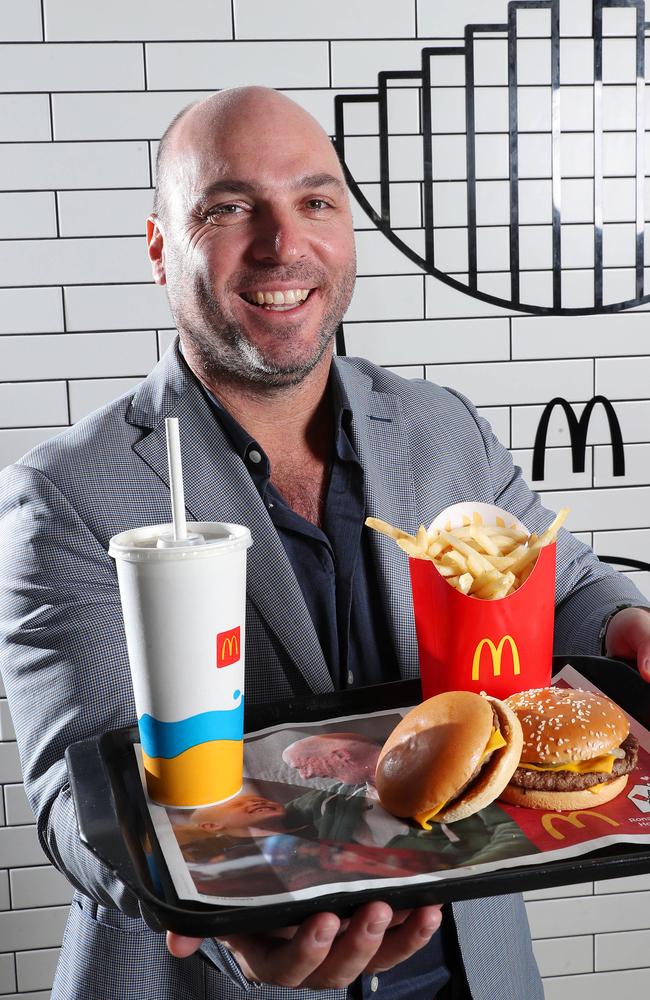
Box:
[165,417,188,542]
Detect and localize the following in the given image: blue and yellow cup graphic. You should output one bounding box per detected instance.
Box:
[109,521,252,808]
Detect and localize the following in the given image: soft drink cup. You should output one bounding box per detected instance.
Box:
[109,521,252,808]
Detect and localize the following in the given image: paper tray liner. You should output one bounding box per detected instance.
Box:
[66,655,650,937]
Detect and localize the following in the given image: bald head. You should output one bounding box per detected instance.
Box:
[153,87,342,224]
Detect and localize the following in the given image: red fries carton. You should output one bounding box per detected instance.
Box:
[409,502,555,701]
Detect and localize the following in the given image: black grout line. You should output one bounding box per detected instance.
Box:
[65,379,71,425]
[230,0,236,41]
[47,93,54,142]
[39,0,45,42]
[53,189,60,238]
[142,42,148,91]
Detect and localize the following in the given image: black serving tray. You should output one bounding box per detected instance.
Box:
[66,655,650,937]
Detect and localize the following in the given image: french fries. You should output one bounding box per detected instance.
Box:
[366,508,569,600]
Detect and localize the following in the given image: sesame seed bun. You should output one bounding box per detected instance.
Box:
[499,686,632,811]
[375,690,523,825]
[505,687,629,765]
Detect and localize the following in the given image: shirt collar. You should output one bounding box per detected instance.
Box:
[191,355,356,471]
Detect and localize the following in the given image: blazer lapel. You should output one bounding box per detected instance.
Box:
[126,345,334,695]
[335,360,420,681]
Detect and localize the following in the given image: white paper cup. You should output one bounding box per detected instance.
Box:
[109,522,252,808]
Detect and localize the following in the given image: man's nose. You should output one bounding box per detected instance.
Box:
[249,206,305,264]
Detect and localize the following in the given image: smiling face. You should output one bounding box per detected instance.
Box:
[148,88,357,389]
[192,793,286,838]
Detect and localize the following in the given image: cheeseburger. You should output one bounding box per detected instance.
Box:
[375,690,523,826]
[500,686,638,810]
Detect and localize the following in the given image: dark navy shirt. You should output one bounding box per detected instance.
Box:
[201,370,453,998]
[202,370,399,691]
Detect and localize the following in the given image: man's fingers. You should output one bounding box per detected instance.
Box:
[166,931,204,958]
[364,905,443,974]
[301,903,394,989]
[605,607,650,682]
[218,912,341,987]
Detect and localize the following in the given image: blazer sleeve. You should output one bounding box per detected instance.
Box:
[444,388,650,657]
[0,462,257,991]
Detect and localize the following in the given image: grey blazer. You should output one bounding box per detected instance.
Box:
[0,342,645,1000]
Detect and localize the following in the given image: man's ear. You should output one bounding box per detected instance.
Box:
[199,821,222,832]
[147,215,167,285]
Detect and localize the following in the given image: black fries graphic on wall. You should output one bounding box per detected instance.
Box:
[334,0,650,316]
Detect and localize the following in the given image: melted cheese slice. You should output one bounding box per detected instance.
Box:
[414,727,507,830]
[518,754,617,775]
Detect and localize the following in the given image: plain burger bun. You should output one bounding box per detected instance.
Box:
[375,690,523,826]
[499,686,637,811]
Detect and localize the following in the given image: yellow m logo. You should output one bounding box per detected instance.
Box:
[542,809,620,841]
[472,635,520,681]
[221,635,239,658]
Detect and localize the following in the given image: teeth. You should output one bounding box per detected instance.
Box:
[242,288,311,306]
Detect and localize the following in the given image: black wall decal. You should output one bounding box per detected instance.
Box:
[334,0,650,316]
[531,395,626,479]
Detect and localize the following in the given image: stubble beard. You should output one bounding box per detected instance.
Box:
[173,261,356,390]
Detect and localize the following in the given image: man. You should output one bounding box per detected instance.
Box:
[0,86,649,1000]
[282,732,381,785]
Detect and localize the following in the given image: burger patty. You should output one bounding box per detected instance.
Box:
[509,734,638,791]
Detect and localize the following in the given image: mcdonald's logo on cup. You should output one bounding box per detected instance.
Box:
[216,626,240,668]
[541,809,620,841]
[472,635,520,682]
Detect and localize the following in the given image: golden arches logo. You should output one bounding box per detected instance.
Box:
[221,635,239,658]
[541,810,620,841]
[216,626,241,668]
[472,635,520,681]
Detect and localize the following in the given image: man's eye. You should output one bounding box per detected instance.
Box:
[206,204,243,219]
[305,198,330,211]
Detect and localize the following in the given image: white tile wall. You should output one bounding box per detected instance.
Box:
[236,0,414,39]
[10,868,73,910]
[57,189,153,238]
[0,869,9,910]
[0,332,157,382]
[0,96,51,142]
[0,43,144,91]
[0,237,150,287]
[0,142,149,191]
[15,949,60,993]
[0,194,57,240]
[68,377,143,423]
[1,2,650,997]
[44,0,232,41]
[4,786,35,827]
[51,91,210,142]
[0,0,42,41]
[0,289,64,335]
[64,284,173,331]
[145,42,330,90]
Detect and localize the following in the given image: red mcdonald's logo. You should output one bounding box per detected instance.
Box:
[216,626,240,668]
[472,634,520,681]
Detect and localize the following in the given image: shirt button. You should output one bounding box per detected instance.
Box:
[347,670,354,685]
[370,976,379,993]
[248,449,262,464]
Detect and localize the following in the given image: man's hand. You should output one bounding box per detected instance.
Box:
[604,607,650,682]
[166,901,443,988]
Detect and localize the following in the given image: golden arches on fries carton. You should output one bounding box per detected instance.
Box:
[366,502,569,701]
